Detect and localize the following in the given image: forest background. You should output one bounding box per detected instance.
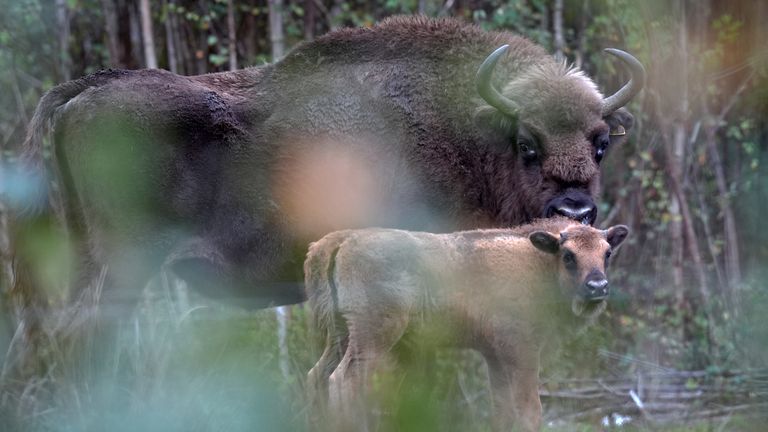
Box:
[0,0,767,430]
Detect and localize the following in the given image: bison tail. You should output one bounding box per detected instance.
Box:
[14,79,91,215]
[1,77,96,387]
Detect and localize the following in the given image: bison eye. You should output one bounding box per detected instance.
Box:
[518,140,538,162]
[593,133,610,163]
[563,250,577,271]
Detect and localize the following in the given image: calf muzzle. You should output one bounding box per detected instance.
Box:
[584,278,608,301]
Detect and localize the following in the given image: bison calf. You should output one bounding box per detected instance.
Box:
[305,217,628,431]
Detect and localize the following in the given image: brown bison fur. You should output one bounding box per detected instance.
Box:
[305,217,629,431]
[14,16,640,312]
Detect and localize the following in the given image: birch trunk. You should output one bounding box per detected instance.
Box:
[164,0,178,73]
[55,0,71,81]
[269,0,285,60]
[139,0,158,69]
[574,0,589,69]
[553,0,565,61]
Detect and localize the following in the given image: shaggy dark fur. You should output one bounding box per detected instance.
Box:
[19,16,637,309]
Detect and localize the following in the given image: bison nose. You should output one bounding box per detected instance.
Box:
[584,278,609,301]
[544,192,597,225]
[555,204,596,225]
[545,197,597,225]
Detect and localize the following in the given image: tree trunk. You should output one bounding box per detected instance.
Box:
[55,0,71,81]
[574,0,589,69]
[439,0,456,17]
[129,1,143,67]
[269,0,285,60]
[276,306,291,380]
[667,1,690,306]
[101,0,121,67]
[116,0,138,68]
[139,0,158,69]
[176,10,194,74]
[705,127,741,299]
[164,0,178,73]
[669,125,686,302]
[329,0,344,30]
[676,2,709,307]
[418,0,427,15]
[553,0,565,61]
[243,0,258,63]
[196,0,209,74]
[227,0,237,70]
[304,0,316,41]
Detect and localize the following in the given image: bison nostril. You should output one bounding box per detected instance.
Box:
[555,205,596,225]
[586,279,608,292]
[544,192,597,224]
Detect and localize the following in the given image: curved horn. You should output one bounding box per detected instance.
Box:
[475,45,517,116]
[601,48,646,116]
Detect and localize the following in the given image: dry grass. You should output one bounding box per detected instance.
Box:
[0,265,765,431]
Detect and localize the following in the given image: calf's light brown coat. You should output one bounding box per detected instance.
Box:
[305,217,628,431]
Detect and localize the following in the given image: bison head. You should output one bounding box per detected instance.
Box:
[475,46,644,225]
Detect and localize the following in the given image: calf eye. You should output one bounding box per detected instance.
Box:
[563,251,577,271]
[605,250,612,266]
[593,133,610,163]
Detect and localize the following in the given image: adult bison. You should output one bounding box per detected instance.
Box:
[17,16,643,310]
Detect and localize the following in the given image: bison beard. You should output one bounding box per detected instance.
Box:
[15,16,643,311]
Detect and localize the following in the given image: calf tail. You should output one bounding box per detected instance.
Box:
[304,231,349,335]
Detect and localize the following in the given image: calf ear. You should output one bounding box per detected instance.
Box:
[605,225,630,249]
[529,231,560,254]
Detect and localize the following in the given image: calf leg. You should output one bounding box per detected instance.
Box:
[328,313,409,431]
[485,349,542,432]
[307,331,346,424]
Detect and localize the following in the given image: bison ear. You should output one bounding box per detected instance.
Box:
[164,237,231,297]
[605,225,630,249]
[473,105,518,146]
[604,107,634,142]
[529,231,560,254]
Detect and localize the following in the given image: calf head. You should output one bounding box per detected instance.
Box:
[529,223,629,317]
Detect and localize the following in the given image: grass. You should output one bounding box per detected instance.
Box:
[1,273,766,431]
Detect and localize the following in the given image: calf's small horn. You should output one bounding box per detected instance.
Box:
[601,49,646,116]
[475,45,517,116]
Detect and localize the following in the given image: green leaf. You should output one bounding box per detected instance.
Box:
[209,53,228,66]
